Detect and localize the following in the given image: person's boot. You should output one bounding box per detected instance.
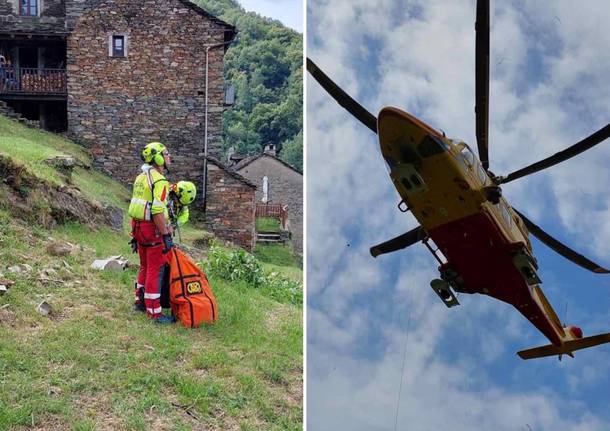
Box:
[154,315,176,324]
[133,283,145,312]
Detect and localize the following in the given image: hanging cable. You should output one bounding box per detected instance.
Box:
[393,294,412,431]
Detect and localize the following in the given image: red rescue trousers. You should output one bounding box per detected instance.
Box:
[132,219,166,319]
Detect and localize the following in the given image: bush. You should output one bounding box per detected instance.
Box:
[205,246,302,305]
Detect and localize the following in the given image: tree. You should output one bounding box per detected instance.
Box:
[280,130,303,172]
[194,0,303,170]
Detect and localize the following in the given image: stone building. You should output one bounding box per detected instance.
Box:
[205,157,256,251]
[0,0,235,185]
[232,144,303,255]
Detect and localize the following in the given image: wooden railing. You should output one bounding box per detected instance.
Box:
[0,67,67,94]
[255,203,289,230]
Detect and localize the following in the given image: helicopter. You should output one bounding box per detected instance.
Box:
[307,0,610,360]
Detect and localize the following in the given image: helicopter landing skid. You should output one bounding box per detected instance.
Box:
[430,279,460,308]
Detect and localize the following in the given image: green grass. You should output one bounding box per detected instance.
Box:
[0,115,130,210]
[0,211,302,430]
[0,115,89,186]
[255,243,300,268]
[261,263,303,283]
[256,217,281,232]
[72,167,131,210]
[0,115,303,430]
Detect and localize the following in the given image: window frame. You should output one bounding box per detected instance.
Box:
[417,135,449,158]
[108,33,129,58]
[500,203,512,229]
[19,0,39,17]
[476,163,488,184]
[459,144,475,167]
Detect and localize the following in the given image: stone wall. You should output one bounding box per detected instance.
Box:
[205,158,256,251]
[235,155,303,255]
[0,0,66,33]
[66,0,232,190]
[65,0,104,29]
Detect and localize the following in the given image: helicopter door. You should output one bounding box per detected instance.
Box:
[390,163,428,196]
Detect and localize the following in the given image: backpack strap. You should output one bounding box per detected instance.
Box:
[145,169,168,219]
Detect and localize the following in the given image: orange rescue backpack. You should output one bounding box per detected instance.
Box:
[167,247,218,327]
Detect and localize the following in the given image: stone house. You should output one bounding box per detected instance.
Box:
[205,157,256,251]
[231,144,303,255]
[0,0,235,185]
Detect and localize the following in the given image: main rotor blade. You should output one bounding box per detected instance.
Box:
[514,208,610,274]
[475,0,490,169]
[307,58,378,133]
[370,227,426,258]
[500,124,610,184]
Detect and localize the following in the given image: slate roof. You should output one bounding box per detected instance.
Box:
[0,1,236,38]
[177,0,236,34]
[231,153,302,175]
[206,156,257,188]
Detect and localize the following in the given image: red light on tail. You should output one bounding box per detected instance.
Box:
[567,326,583,339]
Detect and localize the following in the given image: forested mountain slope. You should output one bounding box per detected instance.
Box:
[194,0,303,171]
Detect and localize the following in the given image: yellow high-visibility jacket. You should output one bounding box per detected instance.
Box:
[168,198,190,226]
[128,164,169,221]
[176,205,189,226]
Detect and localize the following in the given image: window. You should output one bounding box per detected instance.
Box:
[20,0,38,16]
[454,152,468,171]
[417,135,449,158]
[477,163,487,184]
[109,34,128,58]
[460,145,475,166]
[500,203,512,229]
[112,36,125,57]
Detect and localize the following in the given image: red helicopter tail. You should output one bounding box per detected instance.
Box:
[517,332,610,360]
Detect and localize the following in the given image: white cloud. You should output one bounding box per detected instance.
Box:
[307,0,610,429]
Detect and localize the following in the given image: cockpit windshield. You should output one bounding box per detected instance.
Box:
[417,135,450,158]
[460,145,475,166]
[477,163,488,183]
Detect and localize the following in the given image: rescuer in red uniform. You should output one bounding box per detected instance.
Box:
[128,142,175,324]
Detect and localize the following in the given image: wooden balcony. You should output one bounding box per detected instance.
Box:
[0,67,67,99]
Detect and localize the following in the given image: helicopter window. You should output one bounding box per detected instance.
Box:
[501,203,512,228]
[477,163,487,183]
[454,152,468,171]
[410,175,422,186]
[417,135,449,158]
[401,178,413,190]
[460,146,475,166]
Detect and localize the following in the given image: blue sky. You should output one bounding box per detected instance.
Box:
[307,1,610,430]
[239,0,303,32]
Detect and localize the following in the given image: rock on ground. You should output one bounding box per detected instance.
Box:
[46,241,73,257]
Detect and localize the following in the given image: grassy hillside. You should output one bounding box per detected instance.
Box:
[0,116,129,210]
[0,117,303,430]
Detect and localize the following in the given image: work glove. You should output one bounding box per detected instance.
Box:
[129,238,138,253]
[162,233,174,254]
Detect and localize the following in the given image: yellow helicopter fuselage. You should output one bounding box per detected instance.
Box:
[377,107,578,347]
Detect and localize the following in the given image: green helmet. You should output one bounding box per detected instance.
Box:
[176,181,197,205]
[141,142,167,166]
